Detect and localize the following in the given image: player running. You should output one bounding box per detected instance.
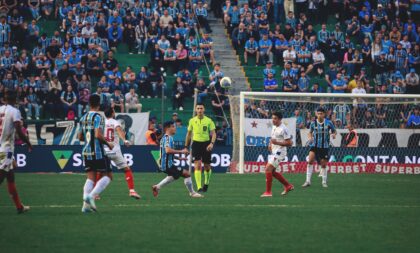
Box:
[0,91,33,214]
[79,95,114,212]
[261,111,294,197]
[152,121,203,198]
[102,107,140,199]
[184,103,216,193]
[302,107,336,188]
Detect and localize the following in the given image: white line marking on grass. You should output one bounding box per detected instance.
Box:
[0,204,420,209]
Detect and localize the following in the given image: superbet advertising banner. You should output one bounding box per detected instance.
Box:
[12,146,420,175]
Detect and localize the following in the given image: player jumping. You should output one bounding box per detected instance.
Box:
[152,121,203,198]
[0,91,33,214]
[302,107,336,188]
[102,107,140,199]
[79,95,114,212]
[261,112,294,197]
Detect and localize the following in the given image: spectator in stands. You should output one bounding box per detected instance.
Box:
[195,1,212,33]
[78,87,90,117]
[399,103,412,129]
[406,68,419,94]
[200,32,215,65]
[135,20,148,54]
[136,66,150,98]
[297,72,310,92]
[125,87,142,113]
[188,44,202,74]
[312,47,325,77]
[60,85,77,120]
[244,36,259,66]
[145,121,159,145]
[150,43,164,71]
[209,63,224,89]
[163,46,177,74]
[263,72,278,92]
[149,69,165,98]
[86,54,103,78]
[331,73,348,93]
[263,61,276,79]
[176,44,188,72]
[259,34,273,65]
[407,106,420,129]
[195,78,208,104]
[211,89,227,117]
[26,87,40,120]
[172,77,185,111]
[110,87,124,113]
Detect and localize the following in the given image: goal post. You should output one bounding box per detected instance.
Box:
[233,92,420,174]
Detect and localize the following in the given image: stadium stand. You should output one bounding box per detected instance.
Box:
[0,0,419,145]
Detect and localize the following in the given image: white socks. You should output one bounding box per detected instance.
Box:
[90,176,111,197]
[83,179,94,200]
[184,177,194,194]
[322,166,328,184]
[306,164,314,183]
[157,176,175,189]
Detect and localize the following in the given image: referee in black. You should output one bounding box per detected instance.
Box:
[184,103,216,193]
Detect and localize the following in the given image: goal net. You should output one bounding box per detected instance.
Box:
[230,92,420,174]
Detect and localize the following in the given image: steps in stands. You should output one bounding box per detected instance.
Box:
[208,14,250,95]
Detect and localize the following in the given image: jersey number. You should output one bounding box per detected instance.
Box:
[105,128,115,142]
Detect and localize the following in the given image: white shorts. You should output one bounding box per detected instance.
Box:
[0,152,14,172]
[106,151,128,170]
[267,152,286,169]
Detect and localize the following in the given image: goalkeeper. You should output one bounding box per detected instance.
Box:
[184,103,216,193]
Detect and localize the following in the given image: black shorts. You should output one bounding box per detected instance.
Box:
[164,165,184,179]
[191,141,212,164]
[310,147,329,163]
[84,157,111,173]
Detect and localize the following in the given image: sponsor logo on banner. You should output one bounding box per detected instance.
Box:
[242,162,420,175]
[244,118,296,147]
[300,128,420,148]
[52,150,73,169]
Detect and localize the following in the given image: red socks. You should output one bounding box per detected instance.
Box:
[273,172,290,187]
[7,182,23,210]
[265,172,273,193]
[125,169,135,190]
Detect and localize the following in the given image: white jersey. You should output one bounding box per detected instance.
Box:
[104,118,122,153]
[0,105,22,153]
[271,123,291,156]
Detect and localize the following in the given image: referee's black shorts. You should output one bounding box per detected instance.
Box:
[191,141,212,164]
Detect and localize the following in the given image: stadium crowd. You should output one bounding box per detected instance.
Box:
[0,0,419,131]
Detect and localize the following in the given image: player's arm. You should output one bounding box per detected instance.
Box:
[207,120,217,151]
[165,146,188,154]
[14,121,33,151]
[329,121,337,139]
[116,126,130,146]
[184,119,193,149]
[270,138,292,147]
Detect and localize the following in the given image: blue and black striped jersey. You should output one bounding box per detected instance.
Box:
[309,119,336,149]
[80,111,105,160]
[159,134,174,171]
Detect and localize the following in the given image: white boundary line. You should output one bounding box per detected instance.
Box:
[0,203,419,209]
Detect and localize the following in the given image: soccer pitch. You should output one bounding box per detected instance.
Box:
[1,173,419,253]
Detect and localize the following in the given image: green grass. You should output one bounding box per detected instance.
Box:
[1,173,419,253]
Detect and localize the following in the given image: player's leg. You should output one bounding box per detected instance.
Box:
[302,150,316,187]
[152,167,178,197]
[319,155,329,188]
[181,170,203,198]
[261,163,275,197]
[114,152,141,199]
[85,159,113,211]
[272,157,294,195]
[5,169,29,214]
[82,168,96,213]
[123,167,141,199]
